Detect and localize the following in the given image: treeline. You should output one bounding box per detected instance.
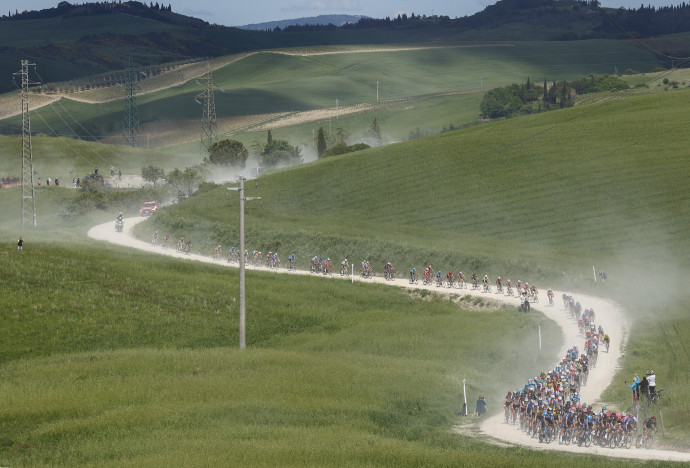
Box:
[270,0,690,41]
[1,1,207,28]
[480,73,630,119]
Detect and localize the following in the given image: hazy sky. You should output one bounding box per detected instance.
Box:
[12,1,683,27]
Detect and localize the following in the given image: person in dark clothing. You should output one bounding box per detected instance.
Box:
[475,396,487,416]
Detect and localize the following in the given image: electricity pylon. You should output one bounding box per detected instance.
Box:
[14,60,37,227]
[196,65,218,153]
[122,56,144,147]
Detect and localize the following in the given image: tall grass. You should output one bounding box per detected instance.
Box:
[0,241,575,466]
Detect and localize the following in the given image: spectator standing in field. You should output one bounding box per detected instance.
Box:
[475,396,487,417]
[37,178,41,186]
[111,166,115,176]
[17,237,23,251]
[625,373,641,403]
[118,169,122,180]
[46,177,50,186]
[647,370,656,395]
[94,167,98,175]
[55,178,59,186]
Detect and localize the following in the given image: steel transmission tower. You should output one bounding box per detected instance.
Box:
[14,60,37,227]
[197,66,217,153]
[122,56,142,147]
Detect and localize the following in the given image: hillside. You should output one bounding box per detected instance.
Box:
[2,0,690,93]
[0,40,661,152]
[142,88,690,283]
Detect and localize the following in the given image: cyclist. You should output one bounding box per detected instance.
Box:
[471,273,478,289]
[603,333,610,351]
[117,211,123,222]
[424,265,433,284]
[505,279,513,295]
[288,253,296,270]
[341,259,349,275]
[162,233,170,248]
[547,289,554,304]
[457,271,465,288]
[643,415,657,438]
[151,230,158,245]
[410,267,418,283]
[185,239,192,254]
[447,270,454,287]
[496,276,502,292]
[578,409,594,442]
[384,262,394,280]
[436,269,443,286]
[214,245,222,260]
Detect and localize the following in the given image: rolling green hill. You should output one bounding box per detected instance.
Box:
[0,40,662,154]
[1,67,690,465]
[144,87,690,285]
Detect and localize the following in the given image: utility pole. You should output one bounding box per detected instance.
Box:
[14,60,37,227]
[336,97,339,119]
[197,64,218,154]
[376,81,379,102]
[228,177,261,349]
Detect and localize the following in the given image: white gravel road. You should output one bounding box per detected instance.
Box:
[88,217,690,462]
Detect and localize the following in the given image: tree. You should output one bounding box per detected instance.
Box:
[480,88,522,118]
[207,139,249,168]
[141,165,165,186]
[316,127,327,157]
[366,117,382,144]
[335,127,350,144]
[167,167,202,196]
[267,129,273,145]
[260,140,303,167]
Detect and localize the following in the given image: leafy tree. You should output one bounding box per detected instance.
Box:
[316,127,327,157]
[260,140,302,167]
[207,139,248,168]
[141,165,165,186]
[366,117,382,144]
[480,87,522,118]
[167,167,202,196]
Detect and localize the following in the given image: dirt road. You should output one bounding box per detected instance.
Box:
[87,217,690,461]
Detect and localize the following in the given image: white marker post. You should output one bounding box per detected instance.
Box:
[462,378,467,416]
[351,264,354,284]
[538,325,542,351]
[593,265,597,283]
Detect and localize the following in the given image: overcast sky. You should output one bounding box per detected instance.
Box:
[13,1,683,27]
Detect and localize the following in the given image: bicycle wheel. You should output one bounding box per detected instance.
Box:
[635,434,643,448]
[624,433,633,449]
[644,433,653,449]
[584,433,592,447]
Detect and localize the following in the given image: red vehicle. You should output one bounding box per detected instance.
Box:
[140,200,161,216]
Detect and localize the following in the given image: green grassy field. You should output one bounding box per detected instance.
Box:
[0,241,577,466]
[1,37,690,465]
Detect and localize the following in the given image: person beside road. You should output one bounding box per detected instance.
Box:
[475,396,487,417]
[17,237,23,251]
[625,374,641,403]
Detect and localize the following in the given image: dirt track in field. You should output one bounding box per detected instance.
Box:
[87,216,690,462]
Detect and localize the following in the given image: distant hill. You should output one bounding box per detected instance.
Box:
[239,15,365,31]
[1,0,690,93]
